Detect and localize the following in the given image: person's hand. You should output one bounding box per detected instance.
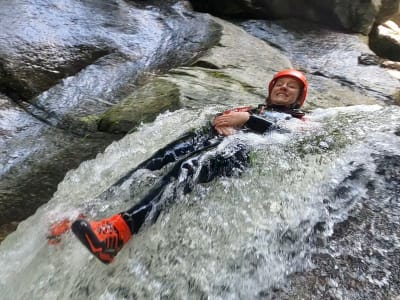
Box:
[47,214,85,245]
[213,111,250,128]
[214,125,236,136]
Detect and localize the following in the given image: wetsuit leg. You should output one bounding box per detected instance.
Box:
[113,128,217,187]
[139,131,216,170]
[196,143,250,184]
[121,141,250,234]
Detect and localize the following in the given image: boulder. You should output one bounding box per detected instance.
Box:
[189,0,400,34]
[392,13,400,25]
[0,0,220,116]
[98,79,181,134]
[0,93,118,227]
[369,20,400,61]
[150,17,293,111]
[239,19,400,106]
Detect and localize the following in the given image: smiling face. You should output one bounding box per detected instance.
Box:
[269,76,302,107]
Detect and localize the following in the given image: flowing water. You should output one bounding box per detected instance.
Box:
[0,104,399,299]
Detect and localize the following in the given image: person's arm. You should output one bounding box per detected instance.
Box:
[213,111,250,136]
[213,108,278,135]
[213,111,250,128]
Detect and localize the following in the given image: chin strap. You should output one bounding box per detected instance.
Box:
[263,104,305,119]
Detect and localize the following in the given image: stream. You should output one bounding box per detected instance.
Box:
[0,103,399,299]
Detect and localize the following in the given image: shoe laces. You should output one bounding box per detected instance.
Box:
[95,221,123,252]
[97,222,117,236]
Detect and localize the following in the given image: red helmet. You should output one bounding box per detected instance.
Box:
[268,69,308,107]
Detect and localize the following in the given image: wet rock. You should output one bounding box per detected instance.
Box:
[0,0,119,101]
[269,152,400,299]
[369,21,400,61]
[0,0,221,124]
[374,154,400,185]
[98,79,181,134]
[189,0,400,34]
[0,43,112,101]
[381,60,400,70]
[393,14,400,25]
[0,222,18,243]
[158,17,292,111]
[358,53,400,72]
[0,93,119,226]
[331,216,359,239]
[238,19,400,106]
[313,221,326,233]
[358,53,382,65]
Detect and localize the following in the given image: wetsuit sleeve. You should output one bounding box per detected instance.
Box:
[244,115,274,133]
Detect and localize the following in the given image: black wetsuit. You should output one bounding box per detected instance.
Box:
[118,105,304,235]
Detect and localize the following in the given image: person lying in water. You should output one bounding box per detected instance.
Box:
[47,69,309,264]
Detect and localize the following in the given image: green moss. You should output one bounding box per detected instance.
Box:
[79,114,101,130]
[205,69,256,93]
[98,79,182,134]
[209,71,231,79]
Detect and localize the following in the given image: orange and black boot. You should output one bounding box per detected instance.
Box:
[71,214,131,264]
